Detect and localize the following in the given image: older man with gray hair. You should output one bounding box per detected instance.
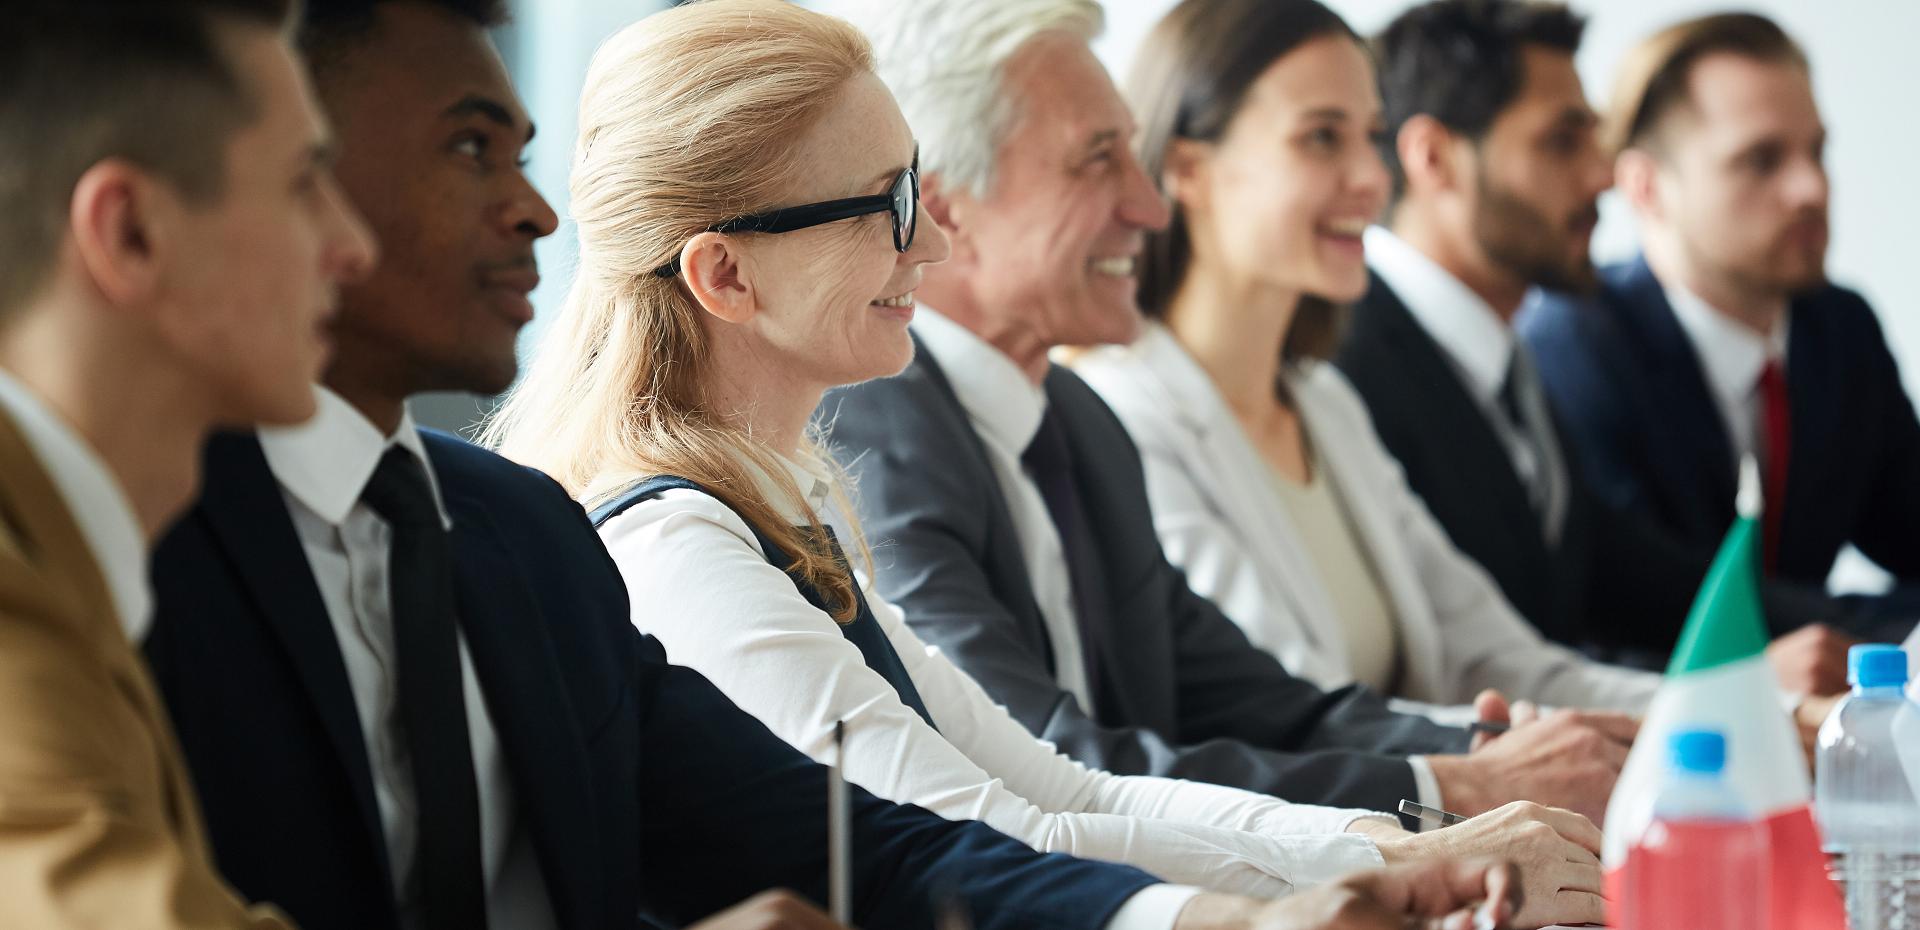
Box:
[820,1,1633,926]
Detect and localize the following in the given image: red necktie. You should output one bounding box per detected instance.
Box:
[1757,358,1791,575]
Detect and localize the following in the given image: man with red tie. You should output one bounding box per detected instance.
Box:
[1523,12,1920,645]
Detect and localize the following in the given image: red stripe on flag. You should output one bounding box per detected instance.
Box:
[1766,806,1845,930]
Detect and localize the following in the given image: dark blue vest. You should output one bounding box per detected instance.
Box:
[590,475,937,729]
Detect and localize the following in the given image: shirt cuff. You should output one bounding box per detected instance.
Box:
[1104,884,1205,930]
[1408,756,1444,832]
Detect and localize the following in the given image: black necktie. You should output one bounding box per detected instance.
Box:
[360,448,488,930]
[1021,407,1112,717]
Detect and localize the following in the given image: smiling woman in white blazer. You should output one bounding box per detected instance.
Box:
[1074,0,1657,717]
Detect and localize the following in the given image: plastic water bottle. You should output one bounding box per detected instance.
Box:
[1816,644,1920,929]
[1620,729,1770,930]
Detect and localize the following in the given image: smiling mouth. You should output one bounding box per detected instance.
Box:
[872,289,915,308]
[1319,218,1369,239]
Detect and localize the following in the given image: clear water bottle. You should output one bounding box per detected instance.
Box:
[1815,644,1920,929]
[1620,729,1770,930]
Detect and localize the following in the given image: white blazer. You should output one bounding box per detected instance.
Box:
[1073,324,1658,714]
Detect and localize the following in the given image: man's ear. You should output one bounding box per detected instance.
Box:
[68,159,167,308]
[680,232,756,325]
[919,172,975,268]
[1614,148,1664,222]
[1396,114,1462,198]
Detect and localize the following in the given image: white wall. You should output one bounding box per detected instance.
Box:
[1095,0,1920,394]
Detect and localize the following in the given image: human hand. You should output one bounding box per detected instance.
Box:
[1431,705,1635,824]
[1179,859,1521,930]
[1767,624,1858,697]
[687,891,846,930]
[1794,692,1843,770]
[1375,801,1603,928]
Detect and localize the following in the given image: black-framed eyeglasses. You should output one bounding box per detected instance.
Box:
[654,150,919,278]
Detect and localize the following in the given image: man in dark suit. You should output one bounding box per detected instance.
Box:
[826,0,1641,842]
[140,3,1489,930]
[1522,12,1920,648]
[1337,0,1853,688]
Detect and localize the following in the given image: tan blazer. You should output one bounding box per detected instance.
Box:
[0,408,290,929]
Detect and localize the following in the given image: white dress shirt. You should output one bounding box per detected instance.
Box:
[908,308,1099,710]
[598,447,1409,927]
[1365,226,1569,543]
[1663,282,1791,465]
[0,368,150,640]
[256,386,555,930]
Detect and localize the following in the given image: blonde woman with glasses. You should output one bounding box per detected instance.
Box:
[483,2,1530,925]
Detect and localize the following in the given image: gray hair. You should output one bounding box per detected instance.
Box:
[826,0,1105,197]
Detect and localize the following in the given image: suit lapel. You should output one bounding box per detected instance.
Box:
[909,342,1065,677]
[1610,260,1738,528]
[0,408,216,859]
[196,433,394,887]
[436,479,602,930]
[1364,278,1547,560]
[1780,300,1834,563]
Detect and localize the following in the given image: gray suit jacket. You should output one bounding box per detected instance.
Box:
[822,345,1468,814]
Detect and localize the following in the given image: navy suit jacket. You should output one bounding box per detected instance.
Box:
[1523,257,1920,636]
[145,430,1156,930]
[1337,272,1713,662]
[824,346,1466,819]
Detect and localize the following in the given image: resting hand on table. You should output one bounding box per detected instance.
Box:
[1425,691,1637,826]
[1175,859,1522,930]
[1355,801,1603,929]
[688,891,845,930]
[1767,624,1858,697]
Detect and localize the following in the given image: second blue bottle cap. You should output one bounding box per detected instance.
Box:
[1670,729,1726,775]
[1849,645,1909,689]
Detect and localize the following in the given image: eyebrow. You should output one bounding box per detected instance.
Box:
[442,94,536,144]
[1085,128,1124,151]
[1300,107,1351,122]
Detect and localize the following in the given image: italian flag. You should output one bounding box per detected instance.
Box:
[1601,463,1845,928]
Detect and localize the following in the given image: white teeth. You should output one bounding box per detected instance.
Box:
[872,291,914,308]
[1324,219,1369,237]
[1091,257,1136,277]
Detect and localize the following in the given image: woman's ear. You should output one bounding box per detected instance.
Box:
[1160,137,1211,213]
[681,232,755,325]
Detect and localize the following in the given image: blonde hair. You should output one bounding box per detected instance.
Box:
[480,0,874,620]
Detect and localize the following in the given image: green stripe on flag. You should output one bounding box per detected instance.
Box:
[1666,515,1771,676]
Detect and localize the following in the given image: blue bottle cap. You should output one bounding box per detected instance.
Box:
[1849,645,1909,689]
[1669,729,1726,776]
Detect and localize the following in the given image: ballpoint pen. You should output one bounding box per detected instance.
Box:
[829,720,850,925]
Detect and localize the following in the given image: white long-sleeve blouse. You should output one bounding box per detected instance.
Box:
[594,456,1397,899]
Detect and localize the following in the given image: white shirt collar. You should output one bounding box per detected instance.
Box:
[1663,280,1791,409]
[909,306,1049,456]
[258,385,451,530]
[0,368,151,641]
[1364,225,1516,402]
[756,451,835,524]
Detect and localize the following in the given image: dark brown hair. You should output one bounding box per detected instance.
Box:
[1605,11,1807,156]
[0,0,296,315]
[1374,0,1586,206]
[1125,0,1357,362]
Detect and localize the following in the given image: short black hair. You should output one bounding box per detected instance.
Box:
[0,0,295,315]
[1374,0,1586,204]
[298,0,509,75]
